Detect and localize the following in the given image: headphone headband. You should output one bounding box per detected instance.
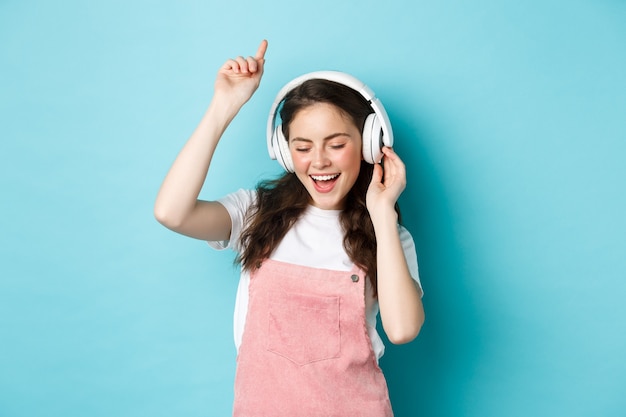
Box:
[266,71,393,169]
[266,71,393,170]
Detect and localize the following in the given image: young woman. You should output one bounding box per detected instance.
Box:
[154,40,424,416]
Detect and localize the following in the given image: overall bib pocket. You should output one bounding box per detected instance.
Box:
[267,290,341,365]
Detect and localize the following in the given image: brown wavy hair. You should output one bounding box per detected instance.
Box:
[236,78,400,296]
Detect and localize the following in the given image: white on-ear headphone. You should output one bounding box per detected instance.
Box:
[266,71,394,172]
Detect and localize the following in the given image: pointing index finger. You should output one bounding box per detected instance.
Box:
[255,39,268,60]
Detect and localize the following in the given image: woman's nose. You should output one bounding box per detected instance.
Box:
[312,148,330,168]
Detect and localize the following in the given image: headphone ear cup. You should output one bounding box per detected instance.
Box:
[273,125,295,172]
[362,113,384,164]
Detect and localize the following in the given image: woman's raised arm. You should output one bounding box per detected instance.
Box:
[154,40,268,241]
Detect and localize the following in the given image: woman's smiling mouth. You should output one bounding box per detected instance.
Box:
[310,173,340,192]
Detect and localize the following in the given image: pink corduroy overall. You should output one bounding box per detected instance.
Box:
[232,259,394,417]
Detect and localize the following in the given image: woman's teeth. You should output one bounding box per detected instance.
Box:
[311,174,339,181]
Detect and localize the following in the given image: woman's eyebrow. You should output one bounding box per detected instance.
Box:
[290,132,352,143]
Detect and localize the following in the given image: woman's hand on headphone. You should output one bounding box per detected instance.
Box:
[214,39,268,109]
[366,147,407,221]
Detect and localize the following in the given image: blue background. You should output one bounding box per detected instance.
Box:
[1,1,625,416]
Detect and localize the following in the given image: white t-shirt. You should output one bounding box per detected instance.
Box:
[208,189,422,361]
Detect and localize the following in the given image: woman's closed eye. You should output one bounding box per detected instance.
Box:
[296,144,345,152]
[329,143,346,150]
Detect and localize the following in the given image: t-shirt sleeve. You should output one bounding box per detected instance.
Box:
[206,189,256,252]
[398,224,424,297]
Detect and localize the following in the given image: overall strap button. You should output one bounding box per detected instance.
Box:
[350,274,359,283]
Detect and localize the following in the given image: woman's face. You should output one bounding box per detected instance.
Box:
[287,102,362,210]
